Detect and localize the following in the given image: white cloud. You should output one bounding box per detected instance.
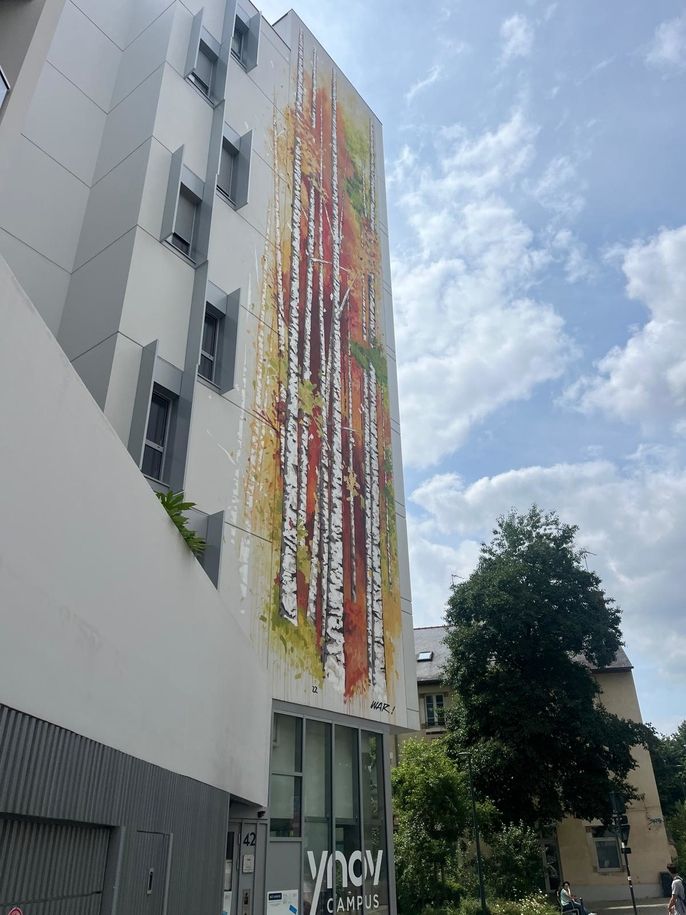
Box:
[532,155,586,219]
[390,110,575,469]
[645,13,686,73]
[500,14,534,65]
[551,228,594,283]
[408,458,686,687]
[567,225,686,430]
[405,64,444,103]
[405,514,480,626]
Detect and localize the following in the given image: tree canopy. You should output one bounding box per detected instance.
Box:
[648,720,686,817]
[443,506,649,826]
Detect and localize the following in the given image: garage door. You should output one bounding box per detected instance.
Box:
[0,817,110,915]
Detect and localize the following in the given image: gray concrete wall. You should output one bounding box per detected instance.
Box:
[0,253,271,805]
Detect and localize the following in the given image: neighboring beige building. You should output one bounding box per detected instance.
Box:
[400,625,672,902]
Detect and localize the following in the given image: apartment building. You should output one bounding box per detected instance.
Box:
[0,2,419,913]
[404,626,671,902]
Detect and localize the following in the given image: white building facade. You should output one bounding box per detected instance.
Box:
[0,1,419,913]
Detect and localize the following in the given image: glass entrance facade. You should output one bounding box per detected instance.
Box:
[268,712,391,915]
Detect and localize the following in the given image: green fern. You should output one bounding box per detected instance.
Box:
[156,490,206,557]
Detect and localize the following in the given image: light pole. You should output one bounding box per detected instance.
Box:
[610,792,638,915]
[457,751,487,915]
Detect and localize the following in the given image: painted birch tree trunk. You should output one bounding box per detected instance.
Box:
[297,180,316,543]
[279,30,305,625]
[346,332,357,603]
[273,110,287,467]
[324,69,345,686]
[367,119,386,696]
[310,113,329,626]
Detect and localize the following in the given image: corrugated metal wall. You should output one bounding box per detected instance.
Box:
[0,705,229,915]
[0,817,110,913]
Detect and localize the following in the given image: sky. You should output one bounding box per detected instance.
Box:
[259,0,686,734]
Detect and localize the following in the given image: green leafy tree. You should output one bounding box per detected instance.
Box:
[647,721,686,817]
[392,738,470,915]
[444,506,649,826]
[667,801,686,868]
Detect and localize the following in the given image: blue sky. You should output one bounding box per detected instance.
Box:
[260,1,686,733]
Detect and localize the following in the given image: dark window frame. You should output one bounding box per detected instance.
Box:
[171,184,199,260]
[217,138,239,204]
[142,389,173,482]
[231,18,248,64]
[190,39,217,98]
[199,308,221,383]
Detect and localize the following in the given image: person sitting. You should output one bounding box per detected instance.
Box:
[560,880,595,915]
[667,864,685,915]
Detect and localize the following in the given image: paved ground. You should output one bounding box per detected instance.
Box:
[592,897,668,915]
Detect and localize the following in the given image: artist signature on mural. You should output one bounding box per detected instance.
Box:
[370,701,394,714]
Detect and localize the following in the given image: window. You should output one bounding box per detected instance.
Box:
[142,391,171,480]
[270,714,302,838]
[417,650,433,661]
[171,185,198,258]
[0,68,9,109]
[199,310,219,382]
[592,827,622,870]
[231,19,247,63]
[425,694,445,728]
[217,139,238,202]
[191,40,216,97]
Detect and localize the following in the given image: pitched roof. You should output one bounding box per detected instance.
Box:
[413,625,633,683]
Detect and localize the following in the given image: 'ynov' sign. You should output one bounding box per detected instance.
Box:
[307,849,383,913]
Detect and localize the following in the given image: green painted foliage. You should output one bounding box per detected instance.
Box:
[349,340,388,386]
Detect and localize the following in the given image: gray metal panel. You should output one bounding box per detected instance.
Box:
[203,510,224,588]
[0,817,110,908]
[217,287,241,394]
[184,8,204,77]
[117,831,169,915]
[154,355,183,397]
[206,281,228,315]
[0,705,229,915]
[215,0,238,103]
[166,261,209,493]
[233,130,252,209]
[243,12,260,72]
[160,147,184,242]
[127,340,158,466]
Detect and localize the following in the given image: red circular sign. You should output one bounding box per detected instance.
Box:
[8,908,23,915]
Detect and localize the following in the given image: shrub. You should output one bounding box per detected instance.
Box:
[156,490,206,556]
[490,893,559,915]
[485,823,544,899]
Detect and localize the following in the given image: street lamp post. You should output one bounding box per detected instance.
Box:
[458,751,488,915]
[610,792,638,915]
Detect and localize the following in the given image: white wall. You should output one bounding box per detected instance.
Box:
[0,254,271,805]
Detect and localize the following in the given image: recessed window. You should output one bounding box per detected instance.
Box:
[592,827,622,870]
[217,140,238,203]
[199,310,219,382]
[142,391,171,480]
[171,185,198,258]
[425,694,445,728]
[0,69,9,109]
[231,19,247,63]
[191,40,216,97]
[417,650,433,661]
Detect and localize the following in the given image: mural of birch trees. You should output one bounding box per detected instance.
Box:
[250,28,401,701]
